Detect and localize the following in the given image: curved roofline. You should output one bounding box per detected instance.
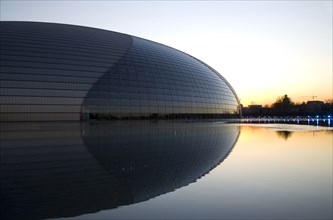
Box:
[123,28,242,108]
[0,20,133,38]
[186,54,240,105]
[2,22,240,105]
[1,21,241,118]
[129,35,241,107]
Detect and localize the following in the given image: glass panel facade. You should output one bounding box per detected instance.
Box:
[0,21,240,121]
[83,37,240,120]
[0,22,131,121]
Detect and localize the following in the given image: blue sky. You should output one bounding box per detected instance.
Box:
[1,0,332,106]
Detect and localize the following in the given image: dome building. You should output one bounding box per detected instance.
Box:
[0,21,240,121]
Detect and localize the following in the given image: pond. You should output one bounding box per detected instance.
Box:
[0,122,332,220]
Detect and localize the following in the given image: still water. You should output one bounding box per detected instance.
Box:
[0,122,332,220]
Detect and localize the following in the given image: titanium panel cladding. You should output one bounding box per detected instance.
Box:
[0,21,240,121]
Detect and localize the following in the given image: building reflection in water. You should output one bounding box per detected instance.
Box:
[0,122,240,220]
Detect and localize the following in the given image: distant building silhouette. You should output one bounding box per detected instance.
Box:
[306,101,324,113]
[242,100,332,117]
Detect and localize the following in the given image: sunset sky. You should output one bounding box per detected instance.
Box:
[1,0,332,106]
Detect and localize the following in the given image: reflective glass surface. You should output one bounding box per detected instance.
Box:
[84,37,240,119]
[0,22,131,121]
[0,21,240,121]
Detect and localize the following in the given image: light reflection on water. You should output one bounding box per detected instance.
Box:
[0,122,332,220]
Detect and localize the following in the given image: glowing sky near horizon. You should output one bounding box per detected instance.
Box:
[1,1,332,106]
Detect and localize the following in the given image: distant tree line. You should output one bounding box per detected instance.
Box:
[242,94,333,117]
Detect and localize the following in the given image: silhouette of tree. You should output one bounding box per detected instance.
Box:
[272,94,294,115]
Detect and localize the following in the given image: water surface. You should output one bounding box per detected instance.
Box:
[0,122,332,219]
